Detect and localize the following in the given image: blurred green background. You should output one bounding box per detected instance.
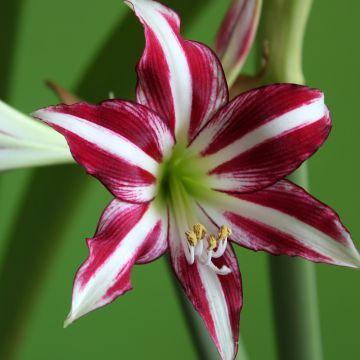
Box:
[1,0,359,359]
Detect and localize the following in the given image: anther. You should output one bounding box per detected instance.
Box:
[185,230,198,247]
[218,225,232,241]
[207,235,217,250]
[193,223,207,240]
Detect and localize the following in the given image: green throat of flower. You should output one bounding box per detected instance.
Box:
[156,146,232,275]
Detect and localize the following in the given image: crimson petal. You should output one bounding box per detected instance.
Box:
[65,200,168,325]
[200,180,360,267]
[128,0,228,143]
[33,100,174,203]
[169,208,242,360]
[190,84,330,193]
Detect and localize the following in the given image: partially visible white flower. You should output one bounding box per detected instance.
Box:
[0,99,73,171]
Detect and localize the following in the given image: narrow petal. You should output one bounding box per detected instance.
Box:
[0,99,68,147]
[0,100,73,170]
[199,180,360,268]
[215,0,262,86]
[189,84,330,193]
[65,200,168,326]
[128,0,228,142]
[0,146,73,171]
[169,208,242,360]
[33,100,174,203]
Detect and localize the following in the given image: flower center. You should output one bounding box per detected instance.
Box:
[164,162,231,275]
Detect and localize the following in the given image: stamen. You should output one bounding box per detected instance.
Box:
[184,223,232,275]
[207,234,217,250]
[209,263,232,275]
[185,230,198,247]
[193,223,207,240]
[194,239,203,256]
[218,225,232,240]
[212,239,227,258]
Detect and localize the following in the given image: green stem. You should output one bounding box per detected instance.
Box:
[269,170,323,360]
[259,1,323,359]
[0,0,24,99]
[261,0,312,85]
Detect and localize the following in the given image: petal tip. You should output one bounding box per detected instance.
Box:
[124,0,134,10]
[349,253,360,269]
[63,313,75,328]
[31,109,48,120]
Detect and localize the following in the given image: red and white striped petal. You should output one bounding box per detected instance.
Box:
[169,208,242,360]
[128,0,228,143]
[199,180,360,268]
[33,100,174,203]
[65,200,168,326]
[215,0,262,86]
[189,84,330,193]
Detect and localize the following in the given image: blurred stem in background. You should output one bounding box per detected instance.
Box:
[259,1,323,360]
[0,0,24,100]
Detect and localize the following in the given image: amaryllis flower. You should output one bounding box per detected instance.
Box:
[0,99,72,171]
[33,0,360,359]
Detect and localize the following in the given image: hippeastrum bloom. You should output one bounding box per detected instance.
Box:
[0,99,72,171]
[33,0,360,359]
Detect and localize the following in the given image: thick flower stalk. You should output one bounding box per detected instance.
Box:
[33,1,360,359]
[0,99,72,171]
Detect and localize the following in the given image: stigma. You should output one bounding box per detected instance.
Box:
[184,223,232,275]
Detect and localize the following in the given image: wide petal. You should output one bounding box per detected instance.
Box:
[189,84,330,193]
[0,99,73,170]
[169,208,242,360]
[215,0,262,86]
[198,180,360,268]
[33,100,174,203]
[65,200,168,326]
[127,0,228,143]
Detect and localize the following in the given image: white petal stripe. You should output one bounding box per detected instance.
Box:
[198,264,235,360]
[33,110,159,175]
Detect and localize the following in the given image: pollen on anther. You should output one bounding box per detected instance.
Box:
[193,223,207,240]
[185,230,198,247]
[218,225,231,241]
[208,235,217,250]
